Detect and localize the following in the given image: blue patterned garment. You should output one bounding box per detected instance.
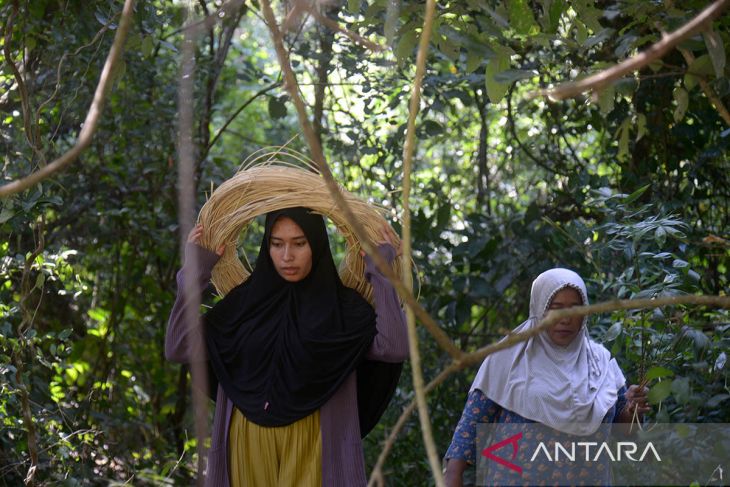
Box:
[445,387,628,486]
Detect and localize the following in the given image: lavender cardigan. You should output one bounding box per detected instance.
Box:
[165,243,408,486]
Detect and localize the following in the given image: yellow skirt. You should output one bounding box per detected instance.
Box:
[228,407,322,487]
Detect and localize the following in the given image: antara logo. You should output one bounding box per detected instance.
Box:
[481,434,661,476]
[530,442,662,462]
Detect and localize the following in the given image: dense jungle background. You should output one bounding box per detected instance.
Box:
[1,0,729,485]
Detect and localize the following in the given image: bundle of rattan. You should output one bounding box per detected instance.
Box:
[197,148,401,304]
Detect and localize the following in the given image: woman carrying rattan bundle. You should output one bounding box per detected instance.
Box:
[166,206,407,486]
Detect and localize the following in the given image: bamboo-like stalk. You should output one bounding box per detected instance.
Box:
[399,0,443,485]
[258,0,463,360]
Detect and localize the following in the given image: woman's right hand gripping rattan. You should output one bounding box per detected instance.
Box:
[187,223,226,256]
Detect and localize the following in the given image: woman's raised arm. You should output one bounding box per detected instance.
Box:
[165,225,223,363]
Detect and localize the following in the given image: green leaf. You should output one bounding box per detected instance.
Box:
[437,35,460,62]
[645,366,674,381]
[688,54,715,77]
[395,30,418,66]
[540,0,566,34]
[616,117,631,161]
[684,73,699,91]
[654,226,666,247]
[466,50,483,73]
[493,69,537,83]
[706,394,730,408]
[603,322,622,341]
[673,86,688,123]
[703,29,726,78]
[485,45,513,103]
[671,377,690,404]
[141,36,155,58]
[509,0,539,36]
[423,120,444,136]
[636,113,647,141]
[0,206,14,224]
[615,77,637,95]
[33,273,45,291]
[95,10,117,29]
[268,97,287,119]
[573,2,603,32]
[347,0,360,14]
[715,351,726,371]
[597,86,615,114]
[575,20,588,46]
[582,28,614,50]
[672,258,688,268]
[648,379,672,404]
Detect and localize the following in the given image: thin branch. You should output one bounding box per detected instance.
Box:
[399,0,444,484]
[0,0,135,198]
[368,293,730,477]
[3,4,44,165]
[197,2,248,175]
[35,22,113,133]
[678,47,730,126]
[368,361,460,487]
[206,80,281,152]
[161,0,245,41]
[539,0,730,100]
[258,0,464,361]
[507,85,569,176]
[13,216,45,485]
[290,0,386,52]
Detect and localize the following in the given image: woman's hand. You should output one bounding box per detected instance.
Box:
[624,384,650,415]
[444,458,467,487]
[360,222,402,257]
[187,223,225,256]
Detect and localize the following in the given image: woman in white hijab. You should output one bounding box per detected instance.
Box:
[444,268,650,487]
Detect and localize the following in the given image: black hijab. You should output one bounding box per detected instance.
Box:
[204,207,401,435]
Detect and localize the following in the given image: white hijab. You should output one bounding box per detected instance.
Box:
[470,268,626,435]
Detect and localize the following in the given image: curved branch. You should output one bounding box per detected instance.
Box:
[399,0,444,484]
[507,85,569,176]
[0,0,136,198]
[258,0,463,361]
[206,80,281,152]
[3,4,44,164]
[540,0,730,100]
[290,0,387,52]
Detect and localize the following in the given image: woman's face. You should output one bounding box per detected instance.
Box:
[545,287,583,346]
[269,216,313,282]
